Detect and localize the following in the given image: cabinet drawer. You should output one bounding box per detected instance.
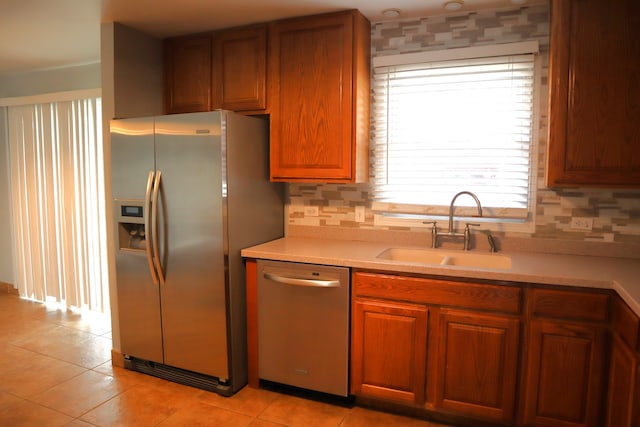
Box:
[613,295,640,351]
[352,272,521,314]
[529,288,610,323]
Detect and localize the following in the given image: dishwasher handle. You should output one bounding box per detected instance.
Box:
[263,272,341,288]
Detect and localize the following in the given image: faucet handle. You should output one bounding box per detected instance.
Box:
[463,223,480,251]
[486,231,497,253]
[424,221,438,248]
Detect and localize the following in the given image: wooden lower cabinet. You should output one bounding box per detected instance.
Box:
[605,334,638,427]
[350,298,428,404]
[430,308,520,424]
[605,296,640,427]
[521,319,606,427]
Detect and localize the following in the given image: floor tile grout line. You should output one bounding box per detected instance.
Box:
[6,341,111,371]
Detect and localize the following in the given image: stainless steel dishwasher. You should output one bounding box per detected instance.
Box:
[257,260,350,396]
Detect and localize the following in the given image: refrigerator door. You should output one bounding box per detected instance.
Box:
[154,112,229,379]
[111,118,164,363]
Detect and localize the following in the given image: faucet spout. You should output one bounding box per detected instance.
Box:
[448,191,483,233]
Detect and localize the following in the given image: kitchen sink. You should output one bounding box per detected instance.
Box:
[376,248,447,265]
[441,252,512,269]
[376,247,512,270]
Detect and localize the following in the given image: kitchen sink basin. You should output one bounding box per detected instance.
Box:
[376,248,512,270]
[376,248,447,265]
[441,252,512,269]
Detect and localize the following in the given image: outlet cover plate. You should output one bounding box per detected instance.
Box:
[304,206,319,217]
[570,217,593,231]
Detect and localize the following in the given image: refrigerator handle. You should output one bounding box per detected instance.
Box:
[152,170,166,286]
[145,170,159,286]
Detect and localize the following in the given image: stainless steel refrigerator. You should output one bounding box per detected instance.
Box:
[110,111,283,395]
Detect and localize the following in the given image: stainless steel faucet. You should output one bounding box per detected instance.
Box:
[428,191,483,250]
[448,191,482,234]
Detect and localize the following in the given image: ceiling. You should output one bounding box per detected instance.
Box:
[0,0,541,76]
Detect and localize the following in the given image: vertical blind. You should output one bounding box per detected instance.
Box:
[372,52,535,214]
[7,98,109,313]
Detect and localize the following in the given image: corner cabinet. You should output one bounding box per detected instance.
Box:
[605,296,640,427]
[164,35,212,114]
[268,10,371,183]
[546,0,640,187]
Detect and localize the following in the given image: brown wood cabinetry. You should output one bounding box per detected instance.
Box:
[605,296,640,427]
[268,10,370,182]
[546,0,640,187]
[521,288,609,427]
[164,26,267,114]
[164,35,212,114]
[212,25,267,111]
[431,308,520,423]
[522,320,606,427]
[351,271,522,424]
[163,10,371,183]
[351,298,428,404]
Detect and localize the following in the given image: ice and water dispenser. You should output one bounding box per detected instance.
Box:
[115,200,147,251]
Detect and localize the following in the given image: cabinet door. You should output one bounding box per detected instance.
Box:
[351,298,428,404]
[547,0,640,187]
[212,25,266,111]
[269,11,370,182]
[522,319,606,427]
[430,309,520,423]
[164,35,212,114]
[605,334,638,427]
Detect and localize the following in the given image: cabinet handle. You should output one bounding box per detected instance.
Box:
[263,272,340,288]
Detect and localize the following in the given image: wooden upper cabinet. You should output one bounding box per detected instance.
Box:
[164,35,212,114]
[268,10,371,183]
[212,25,267,111]
[546,0,640,187]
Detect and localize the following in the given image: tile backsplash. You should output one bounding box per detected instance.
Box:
[287,2,640,247]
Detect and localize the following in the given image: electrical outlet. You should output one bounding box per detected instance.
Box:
[570,217,593,231]
[303,206,319,217]
[355,206,365,222]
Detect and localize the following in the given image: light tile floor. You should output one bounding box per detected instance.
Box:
[0,290,452,426]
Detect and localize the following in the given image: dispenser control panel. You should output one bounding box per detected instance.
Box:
[114,199,146,252]
[121,205,143,218]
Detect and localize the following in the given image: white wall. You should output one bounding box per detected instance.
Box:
[0,63,101,98]
[0,107,13,284]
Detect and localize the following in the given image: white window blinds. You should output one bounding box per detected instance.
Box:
[372,48,536,216]
[7,97,110,313]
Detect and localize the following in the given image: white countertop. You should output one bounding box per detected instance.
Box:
[242,236,640,317]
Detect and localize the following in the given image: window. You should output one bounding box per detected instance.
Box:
[372,42,539,223]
